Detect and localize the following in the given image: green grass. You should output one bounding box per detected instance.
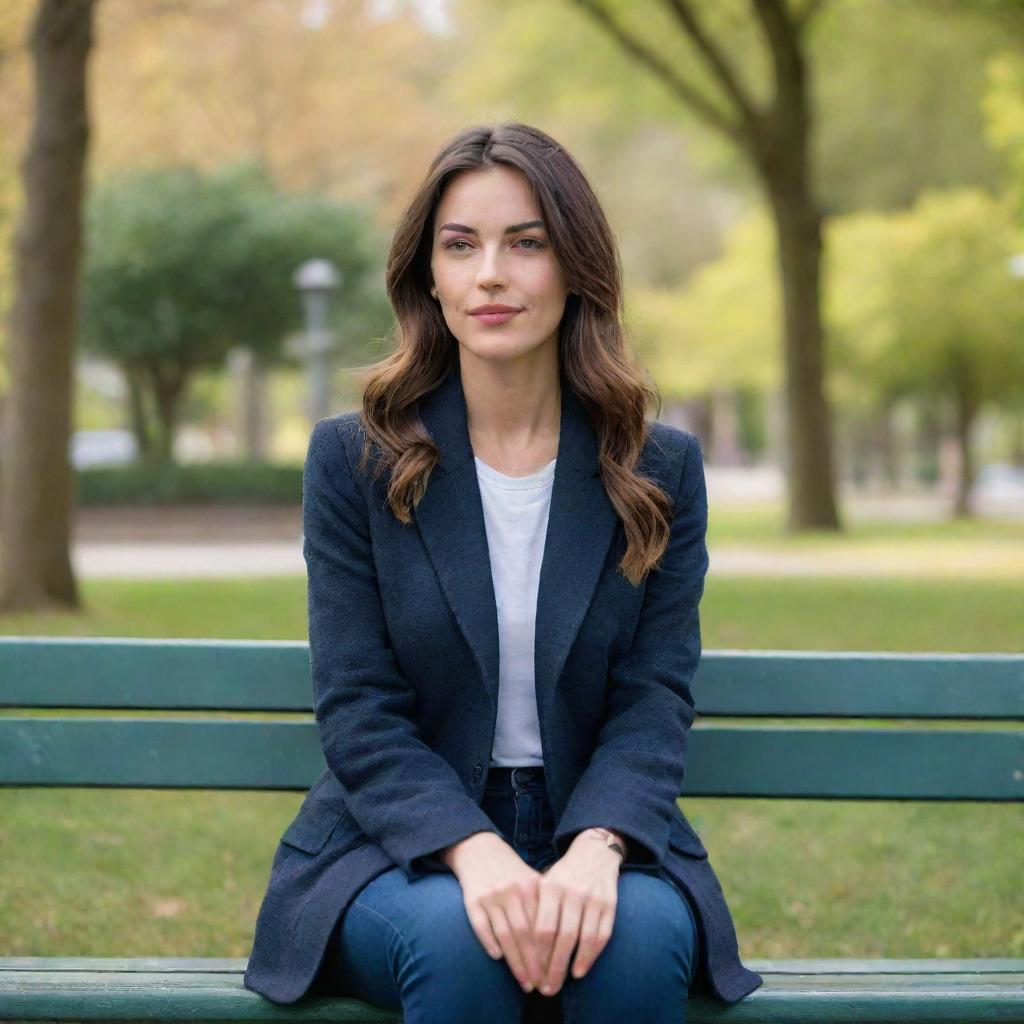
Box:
[2,575,1022,961]
[705,503,1024,546]
[1,574,1020,652]
[705,576,1024,651]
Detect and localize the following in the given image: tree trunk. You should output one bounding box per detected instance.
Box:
[149,363,188,464]
[876,403,899,490]
[125,363,154,459]
[847,409,871,490]
[573,0,841,529]
[952,386,978,519]
[710,387,743,465]
[914,399,943,486]
[748,0,840,530]
[231,347,270,460]
[1010,408,1024,469]
[0,0,94,612]
[764,177,841,530]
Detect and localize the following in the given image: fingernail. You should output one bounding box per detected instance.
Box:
[542,984,552,995]
[522,981,534,993]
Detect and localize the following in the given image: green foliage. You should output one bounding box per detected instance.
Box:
[79,160,388,368]
[812,0,1006,213]
[74,461,303,505]
[76,160,392,462]
[982,49,1024,222]
[629,206,780,400]
[637,186,1024,419]
[828,187,1024,412]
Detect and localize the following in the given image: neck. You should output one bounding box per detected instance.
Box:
[458,349,561,468]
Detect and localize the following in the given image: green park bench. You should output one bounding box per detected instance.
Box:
[1,636,1022,1021]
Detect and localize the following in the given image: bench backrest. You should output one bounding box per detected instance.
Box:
[1,638,1021,800]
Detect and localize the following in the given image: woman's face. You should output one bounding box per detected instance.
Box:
[429,164,569,369]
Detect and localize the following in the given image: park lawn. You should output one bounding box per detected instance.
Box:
[705,503,1024,546]
[1,574,1021,652]
[1,574,1022,961]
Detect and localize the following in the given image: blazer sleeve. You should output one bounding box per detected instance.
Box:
[303,417,500,882]
[551,431,708,871]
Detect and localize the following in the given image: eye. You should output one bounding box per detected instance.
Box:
[445,239,471,252]
[517,238,546,250]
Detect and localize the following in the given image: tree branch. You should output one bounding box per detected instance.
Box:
[573,0,745,144]
[792,0,830,32]
[751,0,804,115]
[661,0,761,125]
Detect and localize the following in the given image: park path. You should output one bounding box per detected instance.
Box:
[69,504,1023,579]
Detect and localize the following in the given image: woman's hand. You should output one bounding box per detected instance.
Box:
[443,831,547,993]
[529,829,621,995]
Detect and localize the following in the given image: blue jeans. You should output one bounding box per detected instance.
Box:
[318,766,700,1023]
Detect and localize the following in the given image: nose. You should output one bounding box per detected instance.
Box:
[475,245,509,292]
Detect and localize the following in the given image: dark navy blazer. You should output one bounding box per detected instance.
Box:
[243,362,764,1005]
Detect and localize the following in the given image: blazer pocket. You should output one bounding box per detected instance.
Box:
[280,798,361,856]
[669,814,709,859]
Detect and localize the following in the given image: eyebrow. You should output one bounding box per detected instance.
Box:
[438,220,545,236]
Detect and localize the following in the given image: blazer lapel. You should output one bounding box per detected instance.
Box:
[414,363,620,714]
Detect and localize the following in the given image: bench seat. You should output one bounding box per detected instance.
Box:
[3,642,1022,1021]
[2,957,1023,1022]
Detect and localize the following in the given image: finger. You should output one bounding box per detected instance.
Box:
[504,889,544,986]
[531,880,561,979]
[520,878,539,932]
[543,892,583,994]
[490,902,533,992]
[465,901,502,960]
[520,877,543,971]
[571,900,613,979]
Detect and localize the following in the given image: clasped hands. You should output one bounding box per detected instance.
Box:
[447,828,624,996]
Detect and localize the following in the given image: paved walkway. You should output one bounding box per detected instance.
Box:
[67,497,1024,580]
[70,534,1024,580]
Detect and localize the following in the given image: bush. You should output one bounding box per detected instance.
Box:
[74,461,303,505]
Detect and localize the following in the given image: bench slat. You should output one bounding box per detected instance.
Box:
[3,639,1022,719]
[0,638,312,712]
[1,959,1022,1022]
[4,956,1023,974]
[2,719,1020,799]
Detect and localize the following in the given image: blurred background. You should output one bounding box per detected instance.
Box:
[0,0,1020,968]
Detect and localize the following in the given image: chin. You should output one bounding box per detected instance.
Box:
[459,336,548,364]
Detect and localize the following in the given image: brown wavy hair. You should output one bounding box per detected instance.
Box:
[352,121,676,585]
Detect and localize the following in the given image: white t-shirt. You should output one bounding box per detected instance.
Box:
[474,454,556,768]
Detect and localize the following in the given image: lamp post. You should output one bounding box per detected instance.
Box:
[291,258,342,424]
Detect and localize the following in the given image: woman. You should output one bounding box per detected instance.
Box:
[243,122,763,1022]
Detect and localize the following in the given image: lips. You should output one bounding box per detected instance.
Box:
[470,307,522,326]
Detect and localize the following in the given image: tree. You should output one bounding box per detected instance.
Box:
[78,161,390,462]
[0,0,95,613]
[829,189,1024,517]
[572,0,840,530]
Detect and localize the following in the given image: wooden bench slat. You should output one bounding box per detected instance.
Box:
[2,718,1021,799]
[3,639,1022,719]
[4,956,1022,974]
[1,959,1022,1022]
[700,651,1024,719]
[0,638,313,712]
